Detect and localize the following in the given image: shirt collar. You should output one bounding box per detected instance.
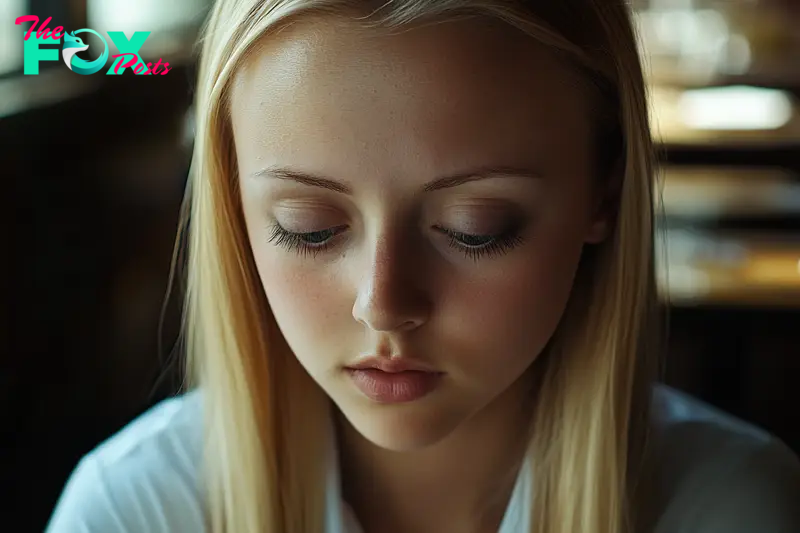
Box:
[324,425,531,533]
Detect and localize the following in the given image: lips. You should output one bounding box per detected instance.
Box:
[346,356,436,374]
[344,356,442,403]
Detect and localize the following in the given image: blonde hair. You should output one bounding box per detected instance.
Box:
[175,1,660,532]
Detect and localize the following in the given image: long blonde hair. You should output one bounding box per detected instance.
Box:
[175,1,660,531]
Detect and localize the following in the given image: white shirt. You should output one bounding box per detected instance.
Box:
[45,385,800,533]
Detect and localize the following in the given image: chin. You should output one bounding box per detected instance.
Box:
[335,398,468,452]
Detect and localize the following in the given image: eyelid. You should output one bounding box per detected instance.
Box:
[274,200,344,213]
[440,200,522,214]
[273,203,347,227]
[438,205,523,234]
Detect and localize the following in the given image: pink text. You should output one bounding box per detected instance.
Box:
[15,15,64,41]
[110,53,172,75]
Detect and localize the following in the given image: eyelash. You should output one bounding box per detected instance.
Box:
[267,224,343,258]
[438,227,525,261]
[267,223,525,260]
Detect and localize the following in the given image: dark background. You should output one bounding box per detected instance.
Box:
[3,0,800,530]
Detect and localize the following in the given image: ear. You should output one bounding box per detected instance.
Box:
[585,154,624,244]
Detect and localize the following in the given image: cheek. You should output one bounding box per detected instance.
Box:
[443,224,586,381]
[241,201,348,351]
[249,239,350,367]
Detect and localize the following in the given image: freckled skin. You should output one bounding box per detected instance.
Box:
[231,16,610,453]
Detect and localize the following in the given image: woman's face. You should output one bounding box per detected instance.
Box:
[231,16,610,451]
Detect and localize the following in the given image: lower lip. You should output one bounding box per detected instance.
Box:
[346,369,442,403]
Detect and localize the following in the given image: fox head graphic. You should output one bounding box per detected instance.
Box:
[60,29,109,75]
[61,31,89,71]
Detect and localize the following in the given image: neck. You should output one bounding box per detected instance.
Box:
[336,371,535,533]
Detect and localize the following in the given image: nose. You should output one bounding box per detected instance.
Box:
[352,232,430,333]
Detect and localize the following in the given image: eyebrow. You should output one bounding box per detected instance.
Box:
[250,165,544,195]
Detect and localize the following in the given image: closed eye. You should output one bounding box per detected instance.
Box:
[267,223,525,261]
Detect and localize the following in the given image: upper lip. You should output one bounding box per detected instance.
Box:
[346,356,440,374]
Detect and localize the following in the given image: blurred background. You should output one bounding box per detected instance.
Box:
[2,0,799,529]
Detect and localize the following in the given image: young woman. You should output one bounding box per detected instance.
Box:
[46,1,800,532]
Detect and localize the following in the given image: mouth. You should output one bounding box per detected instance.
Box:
[344,356,443,403]
[346,356,438,374]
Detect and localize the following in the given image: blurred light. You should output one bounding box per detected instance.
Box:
[88,0,208,35]
[0,0,25,74]
[678,86,793,131]
[636,5,740,83]
[724,34,752,74]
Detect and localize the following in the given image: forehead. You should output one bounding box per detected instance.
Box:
[230,15,594,185]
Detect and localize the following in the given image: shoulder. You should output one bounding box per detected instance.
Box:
[45,391,206,533]
[646,384,800,533]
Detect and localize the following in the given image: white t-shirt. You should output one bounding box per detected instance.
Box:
[45,384,800,532]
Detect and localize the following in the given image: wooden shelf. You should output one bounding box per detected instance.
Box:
[658,229,800,307]
[659,166,800,219]
[650,85,800,147]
